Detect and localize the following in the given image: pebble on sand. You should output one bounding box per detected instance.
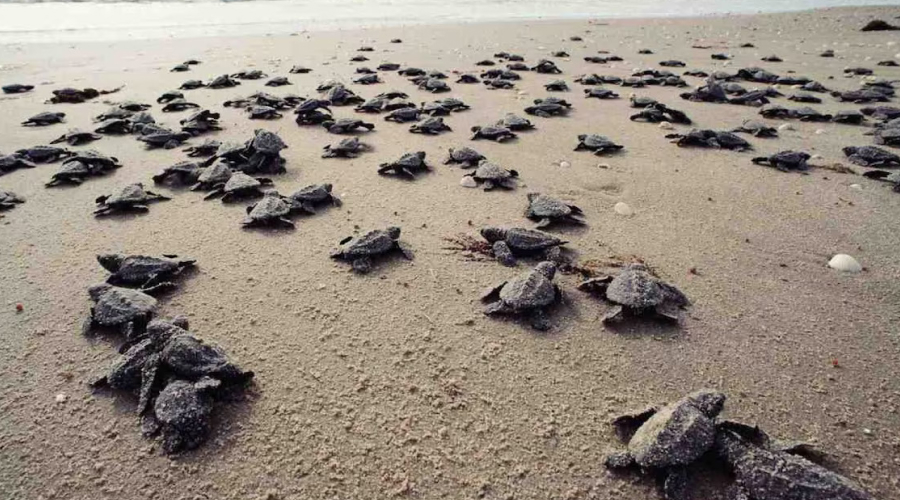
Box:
[460,176,478,188]
[815,129,826,135]
[557,160,571,168]
[658,121,674,130]
[828,254,862,273]
[614,202,634,216]
[849,183,862,190]
[55,394,67,403]
[778,123,795,131]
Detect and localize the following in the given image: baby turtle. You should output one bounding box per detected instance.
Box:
[874,128,900,146]
[15,145,74,164]
[378,63,401,71]
[716,425,875,500]
[207,75,240,89]
[242,191,295,229]
[732,120,778,138]
[354,74,381,85]
[751,151,811,172]
[322,137,369,158]
[22,112,65,126]
[157,90,184,104]
[585,87,620,99]
[204,172,274,202]
[0,154,37,175]
[525,193,585,228]
[842,146,900,167]
[321,118,375,134]
[51,129,102,146]
[289,65,312,74]
[98,254,195,294]
[832,110,866,125]
[83,283,158,338]
[3,84,33,94]
[95,119,133,135]
[787,93,822,104]
[384,107,422,123]
[161,99,200,112]
[578,263,689,323]
[245,105,283,120]
[544,80,569,92]
[575,134,624,155]
[524,102,569,117]
[605,390,726,499]
[265,76,291,87]
[330,226,414,273]
[180,80,207,90]
[324,85,365,106]
[444,147,486,168]
[480,227,566,266]
[355,96,387,113]
[575,74,604,85]
[659,60,686,67]
[137,129,192,149]
[398,67,426,77]
[184,139,222,157]
[456,74,480,84]
[481,261,561,331]
[531,59,562,74]
[418,78,450,93]
[0,190,25,211]
[496,114,534,131]
[410,116,451,135]
[666,129,751,151]
[94,183,170,216]
[378,151,431,178]
[464,161,518,190]
[471,125,517,142]
[232,70,266,80]
[150,378,219,453]
[287,183,342,213]
[153,161,205,186]
[484,79,516,90]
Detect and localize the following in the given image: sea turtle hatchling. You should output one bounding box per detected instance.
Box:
[161,99,200,112]
[832,110,866,125]
[330,226,413,273]
[585,87,620,99]
[242,191,295,229]
[531,59,562,74]
[137,129,192,149]
[410,116,451,135]
[15,145,74,163]
[287,183,342,213]
[51,129,103,146]
[232,70,266,80]
[751,151,811,172]
[384,107,422,123]
[575,134,624,155]
[0,190,24,211]
[152,161,205,186]
[525,193,586,228]
[95,119,134,135]
[484,79,516,90]
[97,254,196,294]
[203,172,274,202]
[183,139,222,157]
[22,112,65,126]
[180,80,207,90]
[207,75,240,89]
[666,129,751,151]
[716,424,876,500]
[544,80,569,91]
[463,161,518,190]
[289,65,312,74]
[82,283,158,338]
[265,76,291,87]
[604,390,726,499]
[480,227,567,266]
[245,105,282,120]
[0,154,36,175]
[3,84,33,94]
[842,146,900,167]
[94,183,170,216]
[456,74,480,84]
[732,120,778,138]
[496,114,534,131]
[322,137,369,158]
[577,263,690,323]
[157,90,184,104]
[444,147,486,168]
[471,125,517,142]
[418,78,450,93]
[524,102,569,117]
[378,151,430,178]
[321,118,375,134]
[354,74,381,85]
[874,128,900,146]
[481,261,561,331]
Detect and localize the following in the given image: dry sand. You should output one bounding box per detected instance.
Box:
[2,5,900,500]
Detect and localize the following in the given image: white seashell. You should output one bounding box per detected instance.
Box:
[658,121,674,130]
[597,163,610,169]
[828,254,862,273]
[849,183,862,190]
[558,161,571,168]
[811,154,824,160]
[460,176,478,188]
[778,123,795,131]
[815,129,826,135]
[55,394,67,403]
[614,202,634,216]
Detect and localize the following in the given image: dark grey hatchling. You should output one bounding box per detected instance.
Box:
[82,283,158,338]
[480,227,566,267]
[751,151,811,172]
[578,263,690,323]
[321,118,375,134]
[605,390,726,500]
[843,146,900,167]
[330,226,414,273]
[525,193,585,228]
[203,172,274,202]
[464,161,518,190]
[94,183,170,216]
[481,261,561,331]
[471,125,517,142]
[444,147,486,168]
[322,137,368,158]
[153,161,205,186]
[410,116,451,135]
[97,254,196,294]
[184,139,222,157]
[51,129,103,146]
[288,183,342,214]
[0,190,25,211]
[242,191,296,228]
[14,146,74,164]
[732,120,778,138]
[378,151,430,178]
[496,114,534,131]
[22,112,65,126]
[575,134,623,155]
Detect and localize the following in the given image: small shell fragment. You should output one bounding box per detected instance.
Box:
[614,202,634,216]
[828,254,862,273]
[460,176,478,188]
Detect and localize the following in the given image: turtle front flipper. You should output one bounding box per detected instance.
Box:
[480,281,507,303]
[397,241,415,260]
[351,257,373,273]
[142,281,178,296]
[137,353,161,415]
[603,451,636,470]
[534,217,552,229]
[482,180,496,191]
[654,302,682,322]
[611,406,658,440]
[203,187,225,200]
[492,241,517,267]
[601,305,625,323]
[528,308,551,331]
[483,300,509,315]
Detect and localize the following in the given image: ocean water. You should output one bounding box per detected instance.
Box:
[0,0,897,44]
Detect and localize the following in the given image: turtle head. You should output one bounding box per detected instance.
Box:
[97,254,124,272]
[686,390,726,418]
[387,226,401,239]
[321,120,335,129]
[841,146,857,156]
[535,261,557,280]
[415,151,426,159]
[526,192,540,202]
[480,226,507,243]
[470,126,482,133]
[321,183,333,192]
[87,283,113,301]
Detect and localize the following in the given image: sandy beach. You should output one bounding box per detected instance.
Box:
[2,5,900,500]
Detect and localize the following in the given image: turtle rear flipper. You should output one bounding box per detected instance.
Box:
[480,282,507,302]
[655,302,682,322]
[534,217,552,229]
[351,257,373,273]
[203,188,225,200]
[601,305,625,323]
[142,281,178,296]
[662,467,689,500]
[482,180,495,191]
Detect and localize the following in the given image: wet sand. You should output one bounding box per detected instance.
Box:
[2,5,900,500]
